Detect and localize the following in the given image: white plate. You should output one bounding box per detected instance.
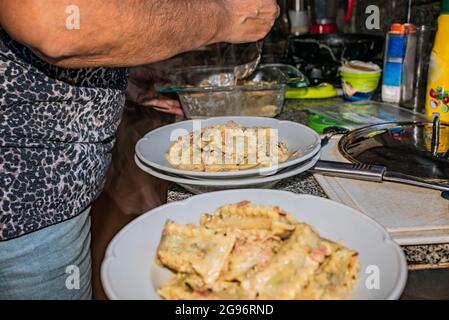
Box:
[135,153,320,194]
[135,117,321,179]
[137,146,320,181]
[101,189,408,300]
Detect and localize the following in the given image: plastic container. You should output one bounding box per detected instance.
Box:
[339,61,382,101]
[307,114,345,134]
[288,0,309,35]
[425,0,449,122]
[382,23,417,104]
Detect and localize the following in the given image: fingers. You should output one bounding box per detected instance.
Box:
[145,99,180,109]
[143,99,184,116]
[152,106,184,117]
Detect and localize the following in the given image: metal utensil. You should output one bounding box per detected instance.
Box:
[311,160,449,192]
[311,121,449,195]
[431,115,441,157]
[233,41,263,81]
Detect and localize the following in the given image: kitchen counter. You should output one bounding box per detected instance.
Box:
[167,99,449,268]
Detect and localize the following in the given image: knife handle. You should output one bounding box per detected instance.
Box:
[311,160,386,182]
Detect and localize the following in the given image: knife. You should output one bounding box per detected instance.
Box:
[311,160,449,192]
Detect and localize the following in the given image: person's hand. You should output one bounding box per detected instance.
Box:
[141,98,183,116]
[126,65,184,116]
[219,0,279,43]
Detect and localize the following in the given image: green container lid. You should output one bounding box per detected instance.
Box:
[442,0,449,14]
[307,114,345,134]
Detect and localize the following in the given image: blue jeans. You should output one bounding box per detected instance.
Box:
[0,208,92,300]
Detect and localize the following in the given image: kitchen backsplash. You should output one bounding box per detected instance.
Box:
[353,0,440,34]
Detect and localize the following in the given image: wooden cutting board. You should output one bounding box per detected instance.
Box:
[314,136,449,245]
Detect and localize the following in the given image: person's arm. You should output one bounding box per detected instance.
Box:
[0,0,278,68]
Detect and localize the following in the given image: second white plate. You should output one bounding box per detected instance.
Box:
[136,117,321,179]
[135,153,320,194]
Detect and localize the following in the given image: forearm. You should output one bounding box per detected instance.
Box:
[0,0,226,68]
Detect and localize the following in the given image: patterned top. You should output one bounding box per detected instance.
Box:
[0,27,128,240]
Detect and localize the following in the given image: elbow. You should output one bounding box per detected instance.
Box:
[31,38,115,69]
[29,37,101,69]
[0,6,79,67]
[31,39,76,66]
[27,33,117,68]
[5,26,83,67]
[0,0,89,68]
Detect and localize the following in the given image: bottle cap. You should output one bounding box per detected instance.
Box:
[391,23,406,34]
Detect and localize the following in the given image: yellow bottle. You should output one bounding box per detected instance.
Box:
[426,0,449,123]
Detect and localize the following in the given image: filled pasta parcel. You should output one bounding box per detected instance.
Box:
[156,201,359,300]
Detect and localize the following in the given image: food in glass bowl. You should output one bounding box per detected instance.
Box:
[156,64,308,118]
